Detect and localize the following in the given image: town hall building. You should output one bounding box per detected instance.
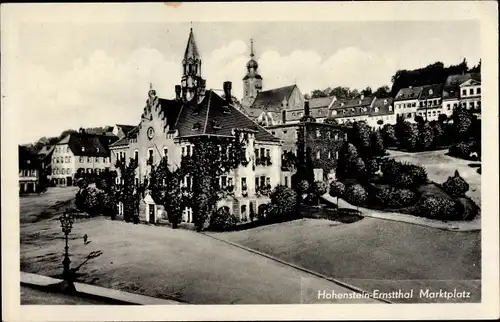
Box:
[110,28,282,224]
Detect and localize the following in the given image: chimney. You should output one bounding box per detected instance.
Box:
[175,85,181,100]
[304,100,310,116]
[223,81,232,103]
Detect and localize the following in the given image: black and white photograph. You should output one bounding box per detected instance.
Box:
[2,2,498,321]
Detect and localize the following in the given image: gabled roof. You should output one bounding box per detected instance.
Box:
[443,73,481,100]
[37,145,54,156]
[394,86,424,101]
[19,146,40,170]
[459,78,481,87]
[370,98,394,116]
[175,90,279,142]
[418,83,444,100]
[58,133,117,157]
[310,96,335,109]
[251,85,297,111]
[183,28,200,64]
[331,97,373,109]
[115,124,136,135]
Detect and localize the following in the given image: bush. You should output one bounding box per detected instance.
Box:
[208,207,239,231]
[418,122,434,151]
[449,140,475,160]
[270,185,297,217]
[365,159,379,176]
[394,173,413,189]
[296,179,310,195]
[455,197,479,221]
[311,181,328,205]
[257,204,268,220]
[75,186,101,216]
[415,196,459,220]
[442,170,469,198]
[329,181,345,203]
[344,184,367,207]
[373,187,417,208]
[404,164,428,186]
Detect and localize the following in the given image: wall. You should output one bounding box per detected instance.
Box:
[51,144,76,184]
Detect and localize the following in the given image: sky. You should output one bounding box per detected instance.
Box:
[4,7,481,144]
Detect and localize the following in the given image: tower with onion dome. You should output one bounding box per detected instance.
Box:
[242,39,263,108]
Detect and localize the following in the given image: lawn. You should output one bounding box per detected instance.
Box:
[20,216,376,304]
[20,187,79,223]
[387,149,481,207]
[214,217,481,303]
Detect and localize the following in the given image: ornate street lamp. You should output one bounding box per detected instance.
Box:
[59,210,76,293]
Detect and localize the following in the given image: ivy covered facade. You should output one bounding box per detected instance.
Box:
[109,28,282,226]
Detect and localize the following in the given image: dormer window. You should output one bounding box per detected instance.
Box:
[81,147,85,152]
[222,106,231,115]
[384,99,388,104]
[332,110,337,116]
[374,107,379,112]
[192,122,201,131]
[97,148,100,152]
[212,120,222,130]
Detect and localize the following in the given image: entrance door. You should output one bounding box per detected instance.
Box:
[149,205,156,224]
[67,177,72,186]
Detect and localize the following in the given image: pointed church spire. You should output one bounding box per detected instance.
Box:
[183,26,200,64]
[250,38,254,58]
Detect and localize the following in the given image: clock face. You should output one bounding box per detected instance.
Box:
[147,127,155,139]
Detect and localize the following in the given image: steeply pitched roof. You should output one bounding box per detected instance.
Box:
[394,86,424,101]
[251,85,297,111]
[19,146,40,169]
[370,98,394,116]
[419,83,444,100]
[37,145,54,155]
[175,90,279,142]
[183,28,200,64]
[331,97,373,109]
[115,124,136,136]
[443,73,481,100]
[310,96,335,109]
[58,133,117,156]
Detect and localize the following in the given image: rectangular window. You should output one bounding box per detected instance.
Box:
[254,149,259,158]
[88,157,92,163]
[420,102,423,107]
[181,146,185,156]
[336,151,339,160]
[462,89,467,96]
[255,177,259,188]
[260,148,265,158]
[221,176,227,188]
[316,150,321,159]
[470,102,474,109]
[96,157,99,163]
[328,151,332,159]
[241,177,247,190]
[260,176,265,187]
[228,177,233,187]
[477,88,481,94]
[266,177,271,186]
[186,145,191,156]
[469,88,474,95]
[284,176,289,187]
[266,149,270,158]
[135,150,139,161]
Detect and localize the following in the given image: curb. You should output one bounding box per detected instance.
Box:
[321,195,481,232]
[21,272,183,305]
[201,232,391,304]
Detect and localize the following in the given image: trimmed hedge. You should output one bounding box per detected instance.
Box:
[414,196,459,220]
[442,170,469,198]
[373,186,417,208]
[344,184,367,206]
[208,207,240,231]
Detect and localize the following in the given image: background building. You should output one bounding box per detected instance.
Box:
[19,146,40,193]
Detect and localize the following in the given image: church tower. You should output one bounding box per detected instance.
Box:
[242,39,263,108]
[181,27,204,102]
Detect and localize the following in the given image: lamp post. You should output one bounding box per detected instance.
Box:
[59,210,76,293]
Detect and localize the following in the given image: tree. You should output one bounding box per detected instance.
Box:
[438,114,448,124]
[365,158,379,177]
[418,121,434,151]
[398,121,419,151]
[381,124,397,147]
[329,181,345,205]
[311,181,328,206]
[350,121,372,157]
[344,184,367,211]
[311,90,328,98]
[336,142,359,180]
[370,130,385,157]
[361,87,372,97]
[115,158,140,223]
[432,121,445,147]
[178,132,249,231]
[269,185,297,218]
[452,104,472,141]
[296,179,310,196]
[373,85,391,98]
